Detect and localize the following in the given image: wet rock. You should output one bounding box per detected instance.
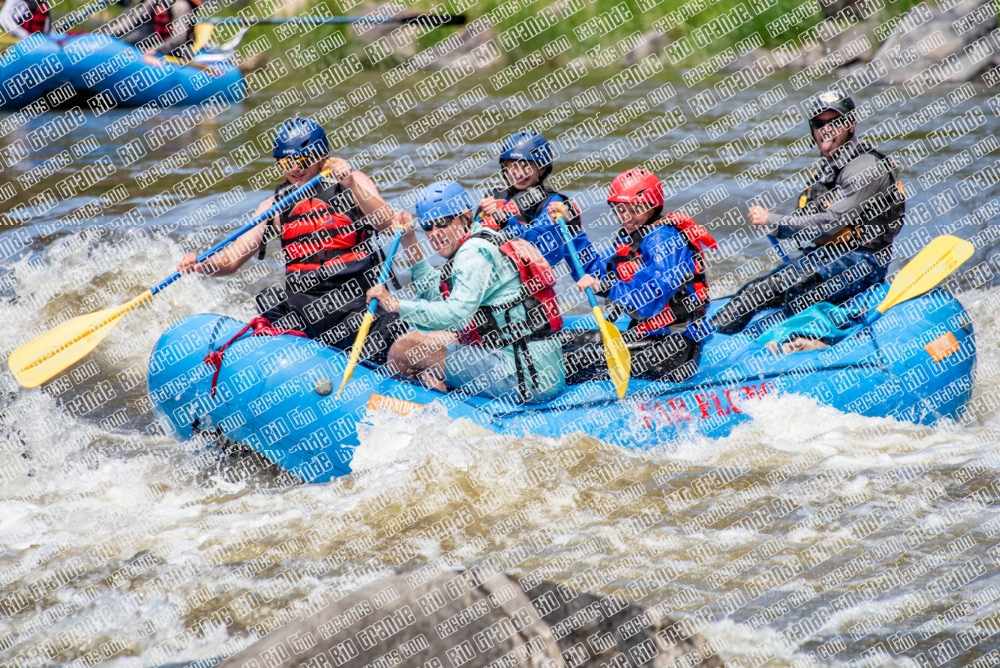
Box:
[719,48,774,73]
[349,2,418,59]
[771,43,827,70]
[825,20,881,66]
[619,29,668,67]
[420,21,501,71]
[867,0,998,85]
[218,569,723,667]
[524,580,724,667]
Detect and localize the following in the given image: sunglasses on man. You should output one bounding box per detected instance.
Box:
[277,154,322,171]
[419,213,467,231]
[809,115,848,131]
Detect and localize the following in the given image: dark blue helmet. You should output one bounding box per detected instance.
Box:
[273,117,329,159]
[499,131,554,170]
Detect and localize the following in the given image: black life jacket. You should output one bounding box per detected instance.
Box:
[605,212,715,337]
[259,179,374,292]
[19,0,49,34]
[798,142,905,253]
[440,227,563,399]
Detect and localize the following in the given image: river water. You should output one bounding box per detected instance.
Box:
[2,62,1000,668]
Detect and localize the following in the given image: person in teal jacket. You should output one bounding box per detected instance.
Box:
[366,181,566,404]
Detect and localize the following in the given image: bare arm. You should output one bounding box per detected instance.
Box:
[326,157,394,233]
[178,199,275,276]
[350,171,393,232]
[393,210,424,267]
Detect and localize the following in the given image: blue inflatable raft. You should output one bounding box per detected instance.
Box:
[148,284,976,483]
[0,32,244,110]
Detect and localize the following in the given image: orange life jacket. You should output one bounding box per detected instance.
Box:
[440,227,563,348]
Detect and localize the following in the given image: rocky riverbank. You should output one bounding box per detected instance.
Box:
[61,0,1000,79]
[339,0,1000,85]
[217,569,724,668]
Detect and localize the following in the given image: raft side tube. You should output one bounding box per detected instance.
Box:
[148,288,976,482]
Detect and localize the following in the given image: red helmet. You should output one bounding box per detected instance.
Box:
[607,169,664,208]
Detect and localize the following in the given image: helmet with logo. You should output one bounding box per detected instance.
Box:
[415,181,473,224]
[273,117,329,159]
[806,90,857,146]
[808,89,855,118]
[607,169,664,209]
[499,131,554,172]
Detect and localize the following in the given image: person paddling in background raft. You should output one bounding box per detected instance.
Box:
[0,0,50,38]
[479,131,597,277]
[709,89,906,336]
[178,117,406,365]
[365,181,566,404]
[106,0,200,57]
[564,169,717,384]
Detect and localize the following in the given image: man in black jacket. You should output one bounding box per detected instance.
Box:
[711,89,906,335]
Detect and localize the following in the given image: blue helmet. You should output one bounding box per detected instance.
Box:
[415,181,473,224]
[273,117,329,159]
[499,131,554,170]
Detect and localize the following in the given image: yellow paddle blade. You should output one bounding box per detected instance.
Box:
[335,311,374,399]
[594,306,630,398]
[192,22,214,54]
[8,291,153,388]
[877,235,975,314]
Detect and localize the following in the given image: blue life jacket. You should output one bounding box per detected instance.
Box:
[489,186,596,278]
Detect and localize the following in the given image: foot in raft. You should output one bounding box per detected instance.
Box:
[764,336,830,355]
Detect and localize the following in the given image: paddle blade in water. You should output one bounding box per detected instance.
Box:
[594,306,631,398]
[335,311,374,399]
[8,291,153,388]
[877,235,975,314]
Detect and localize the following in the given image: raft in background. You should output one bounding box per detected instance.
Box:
[148,284,977,484]
[0,32,244,110]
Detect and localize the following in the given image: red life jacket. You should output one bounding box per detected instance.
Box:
[19,0,50,34]
[151,0,201,40]
[260,179,373,291]
[440,227,562,348]
[152,0,172,38]
[607,212,717,337]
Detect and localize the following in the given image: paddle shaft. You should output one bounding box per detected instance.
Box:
[334,225,405,398]
[205,14,466,26]
[767,234,789,263]
[366,226,405,315]
[150,170,330,295]
[554,216,600,310]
